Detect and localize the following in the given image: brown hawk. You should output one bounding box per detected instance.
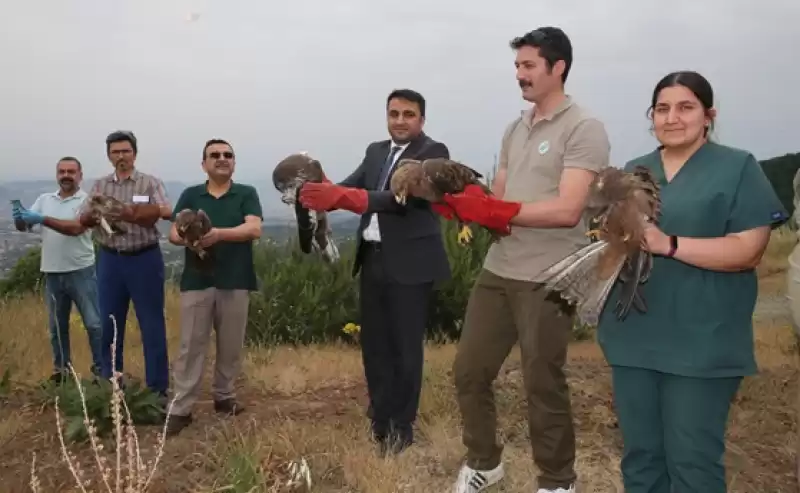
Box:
[272,152,339,263]
[174,208,214,272]
[86,195,128,237]
[389,157,494,245]
[531,165,662,325]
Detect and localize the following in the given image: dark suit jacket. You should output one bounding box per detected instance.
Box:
[338,132,452,285]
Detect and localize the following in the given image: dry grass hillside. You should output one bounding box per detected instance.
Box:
[0,229,798,493]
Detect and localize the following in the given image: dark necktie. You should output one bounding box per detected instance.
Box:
[377,145,403,190]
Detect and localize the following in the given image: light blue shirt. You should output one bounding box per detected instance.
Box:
[30,188,95,273]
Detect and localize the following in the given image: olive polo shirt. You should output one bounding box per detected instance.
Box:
[597,142,789,378]
[172,181,263,292]
[482,96,612,281]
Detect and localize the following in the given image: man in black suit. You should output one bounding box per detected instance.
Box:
[299,88,451,454]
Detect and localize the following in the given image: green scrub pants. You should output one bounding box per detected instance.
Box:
[611,365,742,493]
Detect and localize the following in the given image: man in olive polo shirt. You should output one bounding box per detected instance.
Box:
[165,138,263,436]
[443,27,610,493]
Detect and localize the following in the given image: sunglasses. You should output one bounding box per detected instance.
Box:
[208,151,234,160]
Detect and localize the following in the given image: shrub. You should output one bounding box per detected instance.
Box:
[244,218,493,345]
[0,246,43,298]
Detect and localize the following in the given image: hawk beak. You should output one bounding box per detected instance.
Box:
[280,189,296,205]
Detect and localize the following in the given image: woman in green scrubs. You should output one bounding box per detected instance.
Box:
[597,70,789,493]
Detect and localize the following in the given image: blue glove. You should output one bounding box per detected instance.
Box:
[14,209,44,225]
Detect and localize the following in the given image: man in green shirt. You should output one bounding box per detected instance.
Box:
[165,138,263,436]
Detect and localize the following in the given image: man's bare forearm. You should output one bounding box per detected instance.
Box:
[43,217,88,236]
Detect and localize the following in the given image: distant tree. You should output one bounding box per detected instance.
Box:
[760,152,800,218]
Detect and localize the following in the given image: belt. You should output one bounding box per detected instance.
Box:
[362,241,382,252]
[100,242,159,256]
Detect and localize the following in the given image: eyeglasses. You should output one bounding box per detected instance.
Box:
[209,151,234,160]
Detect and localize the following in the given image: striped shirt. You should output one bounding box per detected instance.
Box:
[85,170,169,251]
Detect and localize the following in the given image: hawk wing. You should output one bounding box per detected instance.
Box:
[421,158,492,196]
[88,195,128,236]
[532,166,661,325]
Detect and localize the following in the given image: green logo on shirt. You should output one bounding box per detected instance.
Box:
[538,140,550,155]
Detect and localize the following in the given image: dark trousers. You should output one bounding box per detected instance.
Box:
[44,265,104,376]
[359,243,433,440]
[453,269,576,490]
[97,245,169,395]
[611,365,741,493]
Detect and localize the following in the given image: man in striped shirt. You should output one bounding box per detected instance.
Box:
[79,130,173,402]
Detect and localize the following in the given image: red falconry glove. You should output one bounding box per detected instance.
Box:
[441,184,522,231]
[299,182,368,214]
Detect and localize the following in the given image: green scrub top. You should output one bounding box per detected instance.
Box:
[597,141,789,378]
[172,181,263,292]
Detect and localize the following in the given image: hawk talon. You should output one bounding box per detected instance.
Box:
[457,224,474,245]
[586,229,602,239]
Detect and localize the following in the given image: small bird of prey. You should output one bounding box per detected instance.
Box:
[86,195,128,237]
[390,157,493,245]
[272,152,339,263]
[531,165,662,326]
[174,208,214,272]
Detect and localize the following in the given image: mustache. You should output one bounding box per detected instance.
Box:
[59,178,74,183]
[518,80,532,89]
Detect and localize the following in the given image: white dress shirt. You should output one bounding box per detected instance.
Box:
[362,140,409,242]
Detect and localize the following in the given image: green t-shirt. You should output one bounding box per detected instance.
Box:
[172,181,263,292]
[597,142,788,378]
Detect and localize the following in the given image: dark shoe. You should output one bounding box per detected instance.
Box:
[214,398,245,416]
[165,413,192,437]
[370,419,389,444]
[49,370,69,386]
[379,423,414,456]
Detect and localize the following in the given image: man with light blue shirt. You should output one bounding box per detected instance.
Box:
[13,156,103,384]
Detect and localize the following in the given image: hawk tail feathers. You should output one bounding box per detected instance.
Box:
[613,250,651,320]
[532,240,624,326]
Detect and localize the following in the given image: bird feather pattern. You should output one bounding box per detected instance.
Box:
[389,157,497,245]
[273,152,340,263]
[86,195,128,238]
[174,208,214,273]
[532,165,661,325]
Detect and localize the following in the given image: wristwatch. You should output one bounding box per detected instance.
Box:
[666,235,678,257]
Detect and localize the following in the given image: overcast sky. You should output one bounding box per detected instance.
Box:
[3,0,798,185]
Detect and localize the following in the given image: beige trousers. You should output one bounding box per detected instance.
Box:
[170,288,250,416]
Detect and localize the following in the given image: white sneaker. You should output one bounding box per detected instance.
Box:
[452,463,504,492]
[537,484,576,493]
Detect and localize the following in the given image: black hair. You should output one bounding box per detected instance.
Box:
[105,130,138,154]
[202,138,234,159]
[386,88,426,117]
[648,70,715,136]
[57,156,82,170]
[509,27,573,83]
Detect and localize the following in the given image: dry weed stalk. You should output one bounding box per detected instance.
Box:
[29,314,175,492]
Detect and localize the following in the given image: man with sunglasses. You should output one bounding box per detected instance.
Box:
[445,27,611,493]
[164,138,263,436]
[79,130,173,405]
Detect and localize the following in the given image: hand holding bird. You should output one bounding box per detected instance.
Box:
[389,157,513,245]
[83,195,128,236]
[174,208,215,272]
[531,165,662,326]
